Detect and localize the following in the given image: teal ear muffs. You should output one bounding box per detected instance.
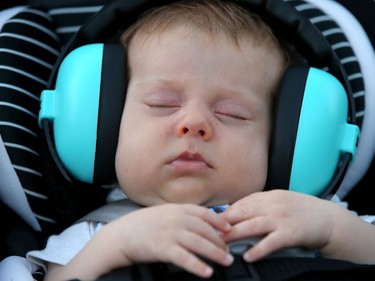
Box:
[267,66,359,198]
[40,43,127,184]
[38,0,360,198]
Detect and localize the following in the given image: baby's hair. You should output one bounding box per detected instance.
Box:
[120,0,291,69]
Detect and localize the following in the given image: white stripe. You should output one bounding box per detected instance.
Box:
[55,26,80,34]
[24,188,48,200]
[34,213,57,224]
[322,27,342,36]
[310,15,332,24]
[0,65,47,85]
[6,18,60,42]
[0,83,39,101]
[348,73,363,81]
[332,41,351,50]
[48,6,103,15]
[13,164,42,177]
[0,121,38,137]
[0,33,60,56]
[341,56,358,65]
[293,3,315,11]
[3,142,39,156]
[0,102,37,118]
[353,91,365,98]
[356,111,365,118]
[0,48,54,69]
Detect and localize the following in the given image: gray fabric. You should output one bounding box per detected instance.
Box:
[75,199,143,224]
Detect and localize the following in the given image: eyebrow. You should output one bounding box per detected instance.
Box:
[132,78,182,92]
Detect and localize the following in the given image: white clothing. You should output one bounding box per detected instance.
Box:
[26,221,103,272]
[0,256,40,281]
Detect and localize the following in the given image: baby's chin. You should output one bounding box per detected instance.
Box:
[129,193,225,207]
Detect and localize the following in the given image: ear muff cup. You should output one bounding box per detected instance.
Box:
[266,66,359,197]
[39,44,126,184]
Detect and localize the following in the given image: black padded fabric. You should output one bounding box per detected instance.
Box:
[0,7,61,233]
[0,201,43,260]
[0,3,109,242]
[43,4,105,46]
[345,157,375,215]
[0,5,111,262]
[288,0,365,129]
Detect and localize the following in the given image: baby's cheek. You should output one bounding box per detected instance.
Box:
[236,154,268,196]
[115,145,136,186]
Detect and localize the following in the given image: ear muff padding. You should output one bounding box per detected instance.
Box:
[39,44,126,184]
[95,44,127,183]
[266,66,359,197]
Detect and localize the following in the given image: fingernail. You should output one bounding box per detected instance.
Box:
[243,252,254,262]
[203,266,213,277]
[225,253,234,265]
[225,222,231,230]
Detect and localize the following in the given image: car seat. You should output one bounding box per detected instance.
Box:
[0,0,113,261]
[0,0,374,280]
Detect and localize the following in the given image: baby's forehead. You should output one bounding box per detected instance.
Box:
[127,24,268,55]
[123,8,272,47]
[127,26,285,81]
[126,28,282,104]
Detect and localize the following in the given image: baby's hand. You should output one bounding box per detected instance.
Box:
[111,204,233,278]
[220,190,334,262]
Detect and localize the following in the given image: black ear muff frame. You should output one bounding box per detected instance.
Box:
[38,0,360,199]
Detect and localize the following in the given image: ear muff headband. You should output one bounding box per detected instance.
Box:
[39,0,359,198]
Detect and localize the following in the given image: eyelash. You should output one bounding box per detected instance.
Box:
[147,104,179,110]
[147,104,248,121]
[216,112,247,121]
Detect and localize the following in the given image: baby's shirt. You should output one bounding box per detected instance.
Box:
[27,221,103,272]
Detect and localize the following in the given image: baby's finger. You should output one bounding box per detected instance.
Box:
[242,232,289,263]
[187,215,228,250]
[221,216,274,242]
[168,245,214,278]
[220,199,263,225]
[187,205,231,233]
[180,231,234,267]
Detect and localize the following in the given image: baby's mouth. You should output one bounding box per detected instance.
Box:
[168,151,212,172]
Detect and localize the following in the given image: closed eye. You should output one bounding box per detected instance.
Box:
[215,111,248,122]
[146,103,181,115]
[148,104,180,110]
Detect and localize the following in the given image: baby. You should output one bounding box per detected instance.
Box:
[25,1,375,280]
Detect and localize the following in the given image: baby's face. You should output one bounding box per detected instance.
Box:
[115,28,283,207]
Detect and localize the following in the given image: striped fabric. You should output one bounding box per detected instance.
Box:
[46,5,103,46]
[287,0,365,129]
[0,8,61,233]
[0,3,108,235]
